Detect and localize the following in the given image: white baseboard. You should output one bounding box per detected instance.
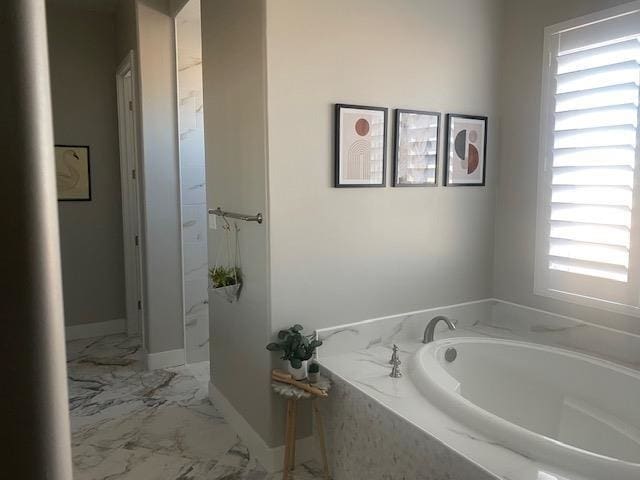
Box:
[145,348,185,370]
[65,318,126,341]
[208,381,315,472]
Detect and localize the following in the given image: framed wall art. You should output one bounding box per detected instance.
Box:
[334,104,388,187]
[444,114,487,186]
[55,145,92,201]
[393,109,440,187]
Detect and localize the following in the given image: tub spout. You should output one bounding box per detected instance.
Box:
[423,315,456,344]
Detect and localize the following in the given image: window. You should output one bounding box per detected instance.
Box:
[535,2,640,315]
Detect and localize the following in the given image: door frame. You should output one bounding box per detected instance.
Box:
[116,50,145,339]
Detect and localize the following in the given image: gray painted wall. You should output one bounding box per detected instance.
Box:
[47,4,126,327]
[203,0,503,448]
[201,0,275,446]
[267,0,503,329]
[136,0,184,354]
[493,0,640,336]
[115,0,137,61]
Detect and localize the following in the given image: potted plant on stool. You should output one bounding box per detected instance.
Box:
[266,325,322,380]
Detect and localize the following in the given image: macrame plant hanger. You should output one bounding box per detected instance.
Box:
[210,216,242,303]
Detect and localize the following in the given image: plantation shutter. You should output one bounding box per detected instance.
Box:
[536,4,640,313]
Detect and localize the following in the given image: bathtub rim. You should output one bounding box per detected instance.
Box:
[411,337,640,480]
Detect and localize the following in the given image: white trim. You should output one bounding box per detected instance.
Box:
[208,381,315,473]
[145,348,185,370]
[65,318,126,341]
[534,286,640,318]
[544,0,640,37]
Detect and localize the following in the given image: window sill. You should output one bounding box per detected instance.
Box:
[534,286,640,318]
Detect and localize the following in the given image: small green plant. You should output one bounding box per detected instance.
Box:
[308,362,320,374]
[266,324,322,368]
[209,266,241,288]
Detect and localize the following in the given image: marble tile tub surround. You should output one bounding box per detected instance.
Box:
[67,334,323,479]
[316,298,640,371]
[314,299,640,480]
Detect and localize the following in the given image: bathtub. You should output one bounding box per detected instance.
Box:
[411,337,640,480]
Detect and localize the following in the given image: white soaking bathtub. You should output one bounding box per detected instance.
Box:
[411,337,640,480]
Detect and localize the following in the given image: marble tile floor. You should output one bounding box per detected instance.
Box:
[67,334,322,480]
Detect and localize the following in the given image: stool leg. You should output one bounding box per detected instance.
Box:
[290,399,297,472]
[313,400,330,479]
[282,399,294,480]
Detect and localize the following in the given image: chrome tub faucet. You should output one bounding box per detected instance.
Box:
[423,315,456,344]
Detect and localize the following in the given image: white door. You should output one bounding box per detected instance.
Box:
[116,51,144,339]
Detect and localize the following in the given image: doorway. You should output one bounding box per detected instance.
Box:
[116,51,145,341]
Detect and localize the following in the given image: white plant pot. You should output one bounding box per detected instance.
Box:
[210,283,241,303]
[287,360,308,380]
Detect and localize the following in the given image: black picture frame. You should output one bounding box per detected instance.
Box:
[443,114,488,187]
[54,144,92,201]
[393,109,441,187]
[334,103,388,188]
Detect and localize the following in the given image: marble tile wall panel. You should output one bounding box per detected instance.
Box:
[183,242,208,282]
[185,314,209,363]
[317,299,640,371]
[182,204,207,243]
[184,278,208,318]
[316,300,492,357]
[180,164,206,206]
[484,301,640,370]
[177,15,209,363]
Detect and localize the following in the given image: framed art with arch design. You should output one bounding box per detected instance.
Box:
[334,104,388,187]
[444,114,487,186]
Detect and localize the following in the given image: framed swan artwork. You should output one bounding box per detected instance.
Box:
[55,145,92,201]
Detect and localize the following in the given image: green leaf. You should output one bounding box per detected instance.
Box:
[266,343,283,351]
[292,324,303,332]
[290,358,302,369]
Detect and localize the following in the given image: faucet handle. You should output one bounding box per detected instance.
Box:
[389,345,402,378]
[389,344,401,364]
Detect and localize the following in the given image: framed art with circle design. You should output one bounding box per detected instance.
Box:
[444,114,487,186]
[393,109,440,187]
[334,104,388,187]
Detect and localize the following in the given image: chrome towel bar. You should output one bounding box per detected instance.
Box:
[208,207,263,224]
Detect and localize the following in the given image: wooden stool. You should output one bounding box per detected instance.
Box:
[271,370,331,480]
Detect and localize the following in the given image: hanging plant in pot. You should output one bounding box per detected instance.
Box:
[209,221,242,303]
[208,266,242,303]
[266,325,322,380]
